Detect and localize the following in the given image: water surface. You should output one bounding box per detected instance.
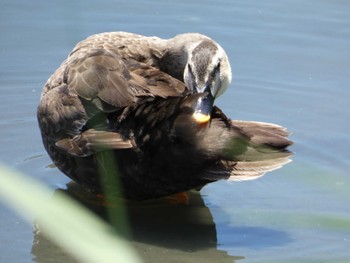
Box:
[1,0,350,262]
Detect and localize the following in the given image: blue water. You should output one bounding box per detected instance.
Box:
[1,0,350,262]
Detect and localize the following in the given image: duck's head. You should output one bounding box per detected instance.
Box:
[184,39,232,100]
[183,39,232,122]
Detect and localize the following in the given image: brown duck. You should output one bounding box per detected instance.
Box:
[37,32,292,200]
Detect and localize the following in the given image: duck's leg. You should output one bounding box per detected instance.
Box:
[163,191,190,205]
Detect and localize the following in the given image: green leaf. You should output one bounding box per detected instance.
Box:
[0,163,141,263]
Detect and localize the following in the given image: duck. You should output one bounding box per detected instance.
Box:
[37,32,292,200]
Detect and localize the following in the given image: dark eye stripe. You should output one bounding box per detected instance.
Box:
[209,62,221,80]
[187,64,197,91]
[188,63,193,75]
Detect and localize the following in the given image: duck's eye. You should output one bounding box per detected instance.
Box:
[213,62,220,76]
[216,62,221,71]
[209,62,221,81]
[188,64,193,76]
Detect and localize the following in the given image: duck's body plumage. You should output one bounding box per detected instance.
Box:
[38,32,292,200]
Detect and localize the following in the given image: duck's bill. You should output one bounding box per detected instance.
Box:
[193,112,211,124]
[192,93,214,124]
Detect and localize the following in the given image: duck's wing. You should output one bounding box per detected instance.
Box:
[227,155,292,181]
[55,129,134,157]
[199,107,293,181]
[65,49,185,110]
[231,120,292,149]
[227,120,292,180]
[39,49,186,157]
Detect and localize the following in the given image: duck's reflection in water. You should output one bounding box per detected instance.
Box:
[32,182,243,262]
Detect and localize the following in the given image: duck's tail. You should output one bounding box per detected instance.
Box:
[230,120,293,181]
[201,117,293,181]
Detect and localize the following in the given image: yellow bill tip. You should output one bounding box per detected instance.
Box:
[193,112,211,124]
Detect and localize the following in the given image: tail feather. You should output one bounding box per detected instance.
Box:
[228,155,292,181]
[202,118,293,182]
[232,120,292,149]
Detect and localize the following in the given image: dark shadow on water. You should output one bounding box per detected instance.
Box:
[31,182,292,262]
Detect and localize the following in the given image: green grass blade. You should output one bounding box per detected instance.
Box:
[0,163,141,263]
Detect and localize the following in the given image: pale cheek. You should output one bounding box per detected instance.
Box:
[217,76,230,97]
[183,68,191,90]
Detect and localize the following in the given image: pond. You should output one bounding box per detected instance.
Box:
[1,0,349,262]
